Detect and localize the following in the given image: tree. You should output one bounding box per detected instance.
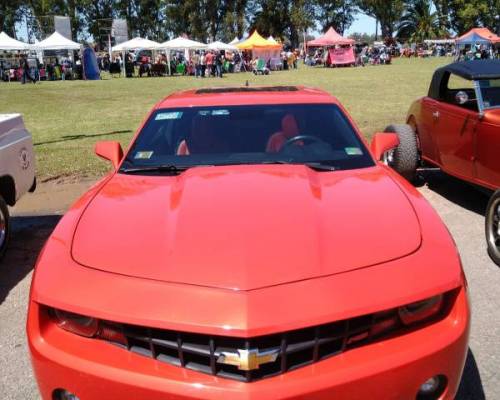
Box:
[446,0,499,34]
[348,31,376,43]
[79,0,116,44]
[397,0,445,43]
[314,0,357,35]
[432,0,451,32]
[249,0,315,47]
[26,0,84,40]
[356,0,404,38]
[0,0,24,37]
[164,0,247,42]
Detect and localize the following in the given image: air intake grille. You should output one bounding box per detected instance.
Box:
[108,311,401,382]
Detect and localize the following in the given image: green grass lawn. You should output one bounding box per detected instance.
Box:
[0,57,452,180]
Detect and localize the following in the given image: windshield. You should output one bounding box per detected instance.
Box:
[121,103,374,173]
[478,79,500,110]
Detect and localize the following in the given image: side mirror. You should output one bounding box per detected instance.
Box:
[455,91,469,105]
[95,141,124,170]
[370,133,400,161]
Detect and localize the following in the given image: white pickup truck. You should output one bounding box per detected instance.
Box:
[0,114,36,258]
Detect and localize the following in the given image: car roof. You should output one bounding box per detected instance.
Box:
[436,60,500,81]
[428,60,500,99]
[155,85,338,109]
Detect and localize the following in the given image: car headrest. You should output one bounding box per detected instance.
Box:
[281,114,299,138]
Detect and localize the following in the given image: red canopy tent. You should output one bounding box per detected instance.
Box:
[455,28,500,45]
[307,27,355,47]
[307,27,355,66]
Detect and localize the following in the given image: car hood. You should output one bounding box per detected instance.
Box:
[72,165,421,291]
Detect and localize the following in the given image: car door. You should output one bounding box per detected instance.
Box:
[433,101,478,181]
[474,113,500,189]
[417,97,441,163]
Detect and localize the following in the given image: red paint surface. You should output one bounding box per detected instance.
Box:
[28,87,469,399]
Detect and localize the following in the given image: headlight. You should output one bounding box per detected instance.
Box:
[53,309,99,337]
[398,294,444,325]
[51,308,127,345]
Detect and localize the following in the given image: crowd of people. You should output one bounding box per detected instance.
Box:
[3,39,499,83]
[0,53,80,83]
[94,48,303,78]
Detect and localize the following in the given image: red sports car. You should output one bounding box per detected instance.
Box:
[28,86,469,400]
[384,60,500,265]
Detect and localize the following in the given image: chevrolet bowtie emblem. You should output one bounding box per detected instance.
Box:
[217,348,280,371]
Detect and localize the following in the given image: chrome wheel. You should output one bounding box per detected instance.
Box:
[486,197,500,260]
[382,149,395,166]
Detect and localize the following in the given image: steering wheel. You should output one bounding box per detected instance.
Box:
[281,135,324,151]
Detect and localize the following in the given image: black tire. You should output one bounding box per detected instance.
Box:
[0,196,10,260]
[485,190,500,266]
[383,124,419,181]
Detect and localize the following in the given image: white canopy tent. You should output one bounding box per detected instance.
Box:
[159,37,207,50]
[111,37,160,51]
[0,31,30,51]
[159,37,207,75]
[229,37,240,45]
[207,41,238,51]
[33,31,80,50]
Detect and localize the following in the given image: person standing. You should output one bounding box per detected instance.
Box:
[192,51,200,77]
[200,51,206,78]
[205,50,214,77]
[215,51,224,78]
[21,55,36,84]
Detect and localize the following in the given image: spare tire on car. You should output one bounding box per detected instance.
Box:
[383,124,419,181]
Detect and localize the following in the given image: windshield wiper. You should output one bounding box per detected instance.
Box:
[302,162,337,171]
[120,164,210,174]
[251,160,338,171]
[245,160,337,171]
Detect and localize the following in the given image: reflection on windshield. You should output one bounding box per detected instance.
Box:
[122,104,374,173]
[479,79,500,109]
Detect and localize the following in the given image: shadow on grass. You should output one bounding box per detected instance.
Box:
[456,349,486,400]
[34,129,132,146]
[421,169,489,216]
[0,215,60,306]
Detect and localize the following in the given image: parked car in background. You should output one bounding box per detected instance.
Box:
[28,86,469,400]
[385,60,500,265]
[0,114,36,259]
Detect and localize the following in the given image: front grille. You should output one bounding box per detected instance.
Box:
[108,310,402,382]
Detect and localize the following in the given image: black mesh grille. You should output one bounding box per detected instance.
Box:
[108,310,400,382]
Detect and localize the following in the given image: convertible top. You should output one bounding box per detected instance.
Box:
[428,60,500,99]
[439,60,500,80]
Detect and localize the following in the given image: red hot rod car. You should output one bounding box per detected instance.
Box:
[385,60,500,265]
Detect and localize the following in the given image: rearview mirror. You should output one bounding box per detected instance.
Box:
[455,91,469,105]
[370,133,400,161]
[95,141,124,170]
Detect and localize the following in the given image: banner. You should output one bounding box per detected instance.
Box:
[112,19,129,45]
[54,16,72,40]
[328,47,355,65]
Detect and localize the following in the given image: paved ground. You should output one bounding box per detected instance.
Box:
[0,172,498,399]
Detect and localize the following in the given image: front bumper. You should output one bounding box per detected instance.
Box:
[28,287,469,400]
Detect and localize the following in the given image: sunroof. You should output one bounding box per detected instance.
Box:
[195,86,299,94]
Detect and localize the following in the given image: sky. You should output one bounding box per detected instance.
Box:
[345,13,378,36]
